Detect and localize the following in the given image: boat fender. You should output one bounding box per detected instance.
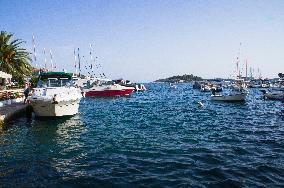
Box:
[52,94,58,104]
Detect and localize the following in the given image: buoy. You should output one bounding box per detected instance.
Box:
[198,101,204,108]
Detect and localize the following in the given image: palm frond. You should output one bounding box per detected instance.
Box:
[0,31,32,80]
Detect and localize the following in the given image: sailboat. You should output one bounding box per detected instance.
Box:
[211,44,247,102]
[211,83,247,102]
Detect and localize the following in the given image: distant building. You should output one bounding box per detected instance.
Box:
[0,71,12,89]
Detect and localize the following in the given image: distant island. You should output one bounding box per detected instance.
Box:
[155,74,203,83]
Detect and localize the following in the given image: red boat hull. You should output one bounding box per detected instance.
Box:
[85,89,134,97]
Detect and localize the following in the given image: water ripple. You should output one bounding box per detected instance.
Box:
[1,83,284,187]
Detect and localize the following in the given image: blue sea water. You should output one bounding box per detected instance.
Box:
[1,83,284,187]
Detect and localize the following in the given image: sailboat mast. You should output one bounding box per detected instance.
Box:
[74,48,77,75]
[239,43,242,78]
[32,34,37,68]
[49,49,53,70]
[44,48,47,69]
[77,48,81,75]
[236,42,242,79]
[245,59,248,78]
[89,44,93,76]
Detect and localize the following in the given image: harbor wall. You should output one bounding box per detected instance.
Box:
[0,104,32,126]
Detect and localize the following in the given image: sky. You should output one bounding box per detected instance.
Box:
[1,0,284,82]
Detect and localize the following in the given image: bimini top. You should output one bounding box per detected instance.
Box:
[39,72,73,80]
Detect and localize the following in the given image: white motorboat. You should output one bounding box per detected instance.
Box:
[135,84,146,92]
[260,90,284,101]
[170,83,177,89]
[270,78,284,91]
[211,79,247,102]
[200,84,211,92]
[83,79,135,97]
[211,92,247,102]
[28,72,82,117]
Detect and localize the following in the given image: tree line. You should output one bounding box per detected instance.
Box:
[155,74,203,83]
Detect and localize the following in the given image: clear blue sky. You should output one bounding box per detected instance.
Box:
[1,0,284,82]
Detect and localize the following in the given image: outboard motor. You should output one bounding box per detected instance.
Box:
[259,89,267,94]
[211,89,216,96]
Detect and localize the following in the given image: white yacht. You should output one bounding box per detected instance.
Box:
[28,72,82,117]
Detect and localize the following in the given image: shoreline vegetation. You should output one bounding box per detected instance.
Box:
[155,74,203,83]
[155,73,284,83]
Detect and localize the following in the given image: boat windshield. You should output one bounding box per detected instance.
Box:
[101,81,115,86]
[37,78,73,87]
[91,80,114,86]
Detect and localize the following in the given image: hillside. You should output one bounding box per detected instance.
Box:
[155,74,203,83]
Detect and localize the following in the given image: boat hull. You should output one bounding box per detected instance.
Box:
[211,93,247,102]
[264,93,284,101]
[30,99,80,117]
[84,89,133,97]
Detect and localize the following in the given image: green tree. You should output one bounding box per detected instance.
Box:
[0,31,32,83]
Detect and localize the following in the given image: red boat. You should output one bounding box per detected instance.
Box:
[84,84,135,97]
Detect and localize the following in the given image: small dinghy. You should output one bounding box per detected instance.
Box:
[170,83,177,89]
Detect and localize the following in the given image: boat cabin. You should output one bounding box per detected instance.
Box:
[37,72,73,88]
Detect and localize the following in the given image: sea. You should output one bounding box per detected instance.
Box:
[1,83,284,187]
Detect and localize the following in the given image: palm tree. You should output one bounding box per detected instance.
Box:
[0,31,32,83]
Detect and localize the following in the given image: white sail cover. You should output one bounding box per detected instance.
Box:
[0,71,12,79]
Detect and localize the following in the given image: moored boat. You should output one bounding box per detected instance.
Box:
[260,90,284,101]
[170,83,177,89]
[200,84,211,92]
[211,79,247,102]
[192,81,201,89]
[211,92,247,102]
[83,79,135,97]
[135,84,146,92]
[28,72,82,117]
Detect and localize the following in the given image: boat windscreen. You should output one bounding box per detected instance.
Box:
[39,72,72,80]
[37,78,73,87]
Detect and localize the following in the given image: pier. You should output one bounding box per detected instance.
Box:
[0,103,32,126]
